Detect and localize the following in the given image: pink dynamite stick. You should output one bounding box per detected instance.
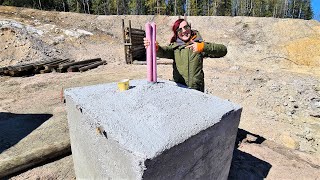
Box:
[151,22,157,82]
[145,23,153,82]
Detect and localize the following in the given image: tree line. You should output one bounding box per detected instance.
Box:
[0,0,314,20]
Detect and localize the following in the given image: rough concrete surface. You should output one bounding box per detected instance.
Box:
[65,80,241,179]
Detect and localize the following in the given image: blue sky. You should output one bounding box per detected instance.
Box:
[312,0,320,20]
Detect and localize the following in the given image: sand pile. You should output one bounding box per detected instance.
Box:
[0,20,62,67]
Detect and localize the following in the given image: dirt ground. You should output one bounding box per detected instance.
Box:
[0,6,320,179]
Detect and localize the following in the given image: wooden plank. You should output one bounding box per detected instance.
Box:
[130,31,145,36]
[79,61,106,72]
[131,28,145,33]
[132,51,146,58]
[128,20,133,64]
[122,19,127,64]
[126,27,145,35]
[130,34,145,39]
[131,46,145,52]
[124,41,144,46]
[131,37,144,42]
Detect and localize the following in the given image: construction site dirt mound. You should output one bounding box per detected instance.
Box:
[0,20,64,67]
[0,6,319,179]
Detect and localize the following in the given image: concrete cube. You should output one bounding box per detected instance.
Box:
[65,80,242,180]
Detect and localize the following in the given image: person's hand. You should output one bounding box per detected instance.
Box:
[144,38,159,51]
[186,41,204,53]
[143,38,150,49]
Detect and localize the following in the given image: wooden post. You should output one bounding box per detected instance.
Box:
[122,19,128,64]
[129,20,133,64]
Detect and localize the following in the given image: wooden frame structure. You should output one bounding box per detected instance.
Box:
[122,19,146,64]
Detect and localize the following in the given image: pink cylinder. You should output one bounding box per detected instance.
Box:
[145,23,153,82]
[151,22,157,83]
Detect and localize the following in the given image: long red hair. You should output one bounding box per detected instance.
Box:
[170,19,184,43]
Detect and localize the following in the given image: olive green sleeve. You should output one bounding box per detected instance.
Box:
[202,42,227,58]
[157,44,175,59]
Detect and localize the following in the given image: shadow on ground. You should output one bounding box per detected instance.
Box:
[228,129,272,180]
[0,112,52,153]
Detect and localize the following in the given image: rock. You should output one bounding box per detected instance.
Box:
[245,134,258,143]
[313,85,320,92]
[287,110,296,116]
[64,29,93,38]
[305,134,314,141]
[288,96,296,102]
[76,29,93,36]
[229,66,240,71]
[311,98,320,108]
[270,84,281,92]
[280,133,299,150]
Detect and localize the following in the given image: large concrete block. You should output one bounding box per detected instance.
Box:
[65,80,242,180]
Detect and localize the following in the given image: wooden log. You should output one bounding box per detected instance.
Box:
[0,140,71,178]
[59,58,102,69]
[34,59,64,74]
[67,62,96,72]
[16,65,34,71]
[3,70,9,75]
[79,61,106,72]
[33,59,64,70]
[41,60,71,73]
[44,59,73,70]
[7,66,15,71]
[40,69,52,74]
[0,67,8,74]
[8,69,20,77]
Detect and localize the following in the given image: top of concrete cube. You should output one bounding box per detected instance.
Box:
[65,79,241,159]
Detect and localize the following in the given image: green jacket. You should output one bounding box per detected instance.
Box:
[157,32,227,92]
